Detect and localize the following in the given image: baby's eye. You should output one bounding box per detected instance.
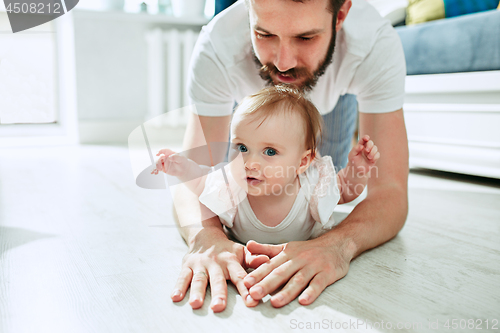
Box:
[264,148,277,156]
[237,144,248,153]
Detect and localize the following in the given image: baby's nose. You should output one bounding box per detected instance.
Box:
[244,160,261,171]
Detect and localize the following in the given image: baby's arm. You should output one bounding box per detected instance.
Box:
[337,135,380,204]
[151,149,211,196]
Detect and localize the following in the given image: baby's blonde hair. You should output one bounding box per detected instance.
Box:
[234,85,323,160]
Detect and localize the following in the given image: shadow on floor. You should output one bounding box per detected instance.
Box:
[0,226,55,258]
[410,168,500,188]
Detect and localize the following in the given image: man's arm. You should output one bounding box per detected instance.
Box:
[340,109,408,255]
[170,112,261,312]
[242,109,409,307]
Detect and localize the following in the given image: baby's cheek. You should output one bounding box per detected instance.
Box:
[228,157,247,189]
[260,163,278,178]
[230,163,244,177]
[273,165,291,180]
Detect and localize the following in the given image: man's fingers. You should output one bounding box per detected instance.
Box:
[246,240,285,258]
[247,254,271,269]
[243,249,288,289]
[171,267,193,302]
[207,265,228,313]
[244,246,270,269]
[298,272,330,306]
[247,259,295,301]
[227,262,259,308]
[270,268,315,308]
[188,269,209,309]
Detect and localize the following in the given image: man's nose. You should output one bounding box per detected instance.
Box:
[274,41,297,73]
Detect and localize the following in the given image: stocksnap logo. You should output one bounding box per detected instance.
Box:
[4,0,79,33]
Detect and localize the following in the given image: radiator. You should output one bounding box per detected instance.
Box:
[145,28,199,128]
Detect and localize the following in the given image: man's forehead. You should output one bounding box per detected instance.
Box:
[248,0,332,33]
[248,0,331,14]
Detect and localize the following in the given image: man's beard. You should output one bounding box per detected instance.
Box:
[253,29,336,92]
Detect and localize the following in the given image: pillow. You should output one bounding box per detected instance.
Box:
[406,0,445,25]
[406,0,500,25]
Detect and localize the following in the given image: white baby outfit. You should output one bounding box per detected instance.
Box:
[199,156,341,244]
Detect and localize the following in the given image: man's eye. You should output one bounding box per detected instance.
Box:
[299,36,313,41]
[237,144,248,152]
[256,33,272,39]
[264,148,277,156]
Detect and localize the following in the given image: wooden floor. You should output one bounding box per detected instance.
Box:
[1,145,499,333]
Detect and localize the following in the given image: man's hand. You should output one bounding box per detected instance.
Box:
[171,227,269,312]
[243,236,355,308]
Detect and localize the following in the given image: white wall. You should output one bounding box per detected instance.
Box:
[73,10,206,144]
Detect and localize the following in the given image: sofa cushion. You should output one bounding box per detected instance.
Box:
[397,10,500,75]
[406,0,445,25]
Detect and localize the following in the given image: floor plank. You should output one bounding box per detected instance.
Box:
[0,145,499,332]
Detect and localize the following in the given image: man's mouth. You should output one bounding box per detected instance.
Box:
[276,73,297,83]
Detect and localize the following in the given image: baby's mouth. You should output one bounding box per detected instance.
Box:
[246,177,262,186]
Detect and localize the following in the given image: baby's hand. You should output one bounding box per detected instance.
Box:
[347,135,380,176]
[151,149,188,177]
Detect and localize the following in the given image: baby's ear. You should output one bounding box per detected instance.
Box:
[297,149,313,175]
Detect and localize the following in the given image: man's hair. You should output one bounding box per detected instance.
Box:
[234,85,323,160]
[245,0,346,15]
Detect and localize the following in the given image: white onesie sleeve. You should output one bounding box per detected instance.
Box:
[198,162,247,228]
[304,156,341,232]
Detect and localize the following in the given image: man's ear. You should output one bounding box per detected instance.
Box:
[297,149,313,175]
[335,0,352,32]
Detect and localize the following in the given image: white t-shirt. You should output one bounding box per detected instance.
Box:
[198,156,341,244]
[187,0,406,117]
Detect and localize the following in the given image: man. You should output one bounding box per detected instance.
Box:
[170,0,409,313]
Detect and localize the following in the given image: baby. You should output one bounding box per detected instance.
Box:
[153,85,379,244]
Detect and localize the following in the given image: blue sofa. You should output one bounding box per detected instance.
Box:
[396,9,500,75]
[394,9,500,178]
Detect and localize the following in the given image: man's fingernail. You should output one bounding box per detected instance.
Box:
[252,285,263,296]
[245,276,256,285]
[246,295,254,303]
[274,294,284,303]
[213,298,224,307]
[191,297,202,306]
[300,293,311,303]
[171,290,181,298]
